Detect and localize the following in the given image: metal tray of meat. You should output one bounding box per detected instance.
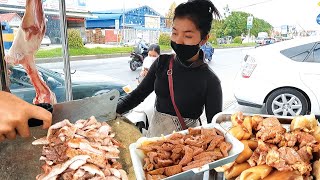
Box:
[210,112,320,180]
[212,112,295,131]
[129,123,244,180]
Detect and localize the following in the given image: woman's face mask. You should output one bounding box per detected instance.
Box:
[171,41,201,62]
[170,18,203,62]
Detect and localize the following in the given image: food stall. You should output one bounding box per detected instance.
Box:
[0,0,319,180]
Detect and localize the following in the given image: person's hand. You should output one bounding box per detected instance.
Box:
[0,91,52,142]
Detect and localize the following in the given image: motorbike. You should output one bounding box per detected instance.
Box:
[129,45,148,71]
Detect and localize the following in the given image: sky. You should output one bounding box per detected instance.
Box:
[86,0,320,30]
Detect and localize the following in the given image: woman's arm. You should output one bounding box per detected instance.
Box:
[0,91,52,141]
[116,59,158,114]
[205,77,223,123]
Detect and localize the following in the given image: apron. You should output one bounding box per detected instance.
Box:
[145,109,200,137]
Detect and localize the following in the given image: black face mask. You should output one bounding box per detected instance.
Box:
[171,41,200,63]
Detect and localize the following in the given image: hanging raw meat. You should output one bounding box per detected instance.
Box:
[5,0,57,104]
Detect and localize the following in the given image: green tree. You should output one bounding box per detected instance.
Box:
[165,2,176,28]
[211,19,225,38]
[67,29,84,48]
[211,11,273,38]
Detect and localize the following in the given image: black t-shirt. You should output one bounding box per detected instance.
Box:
[117,52,223,123]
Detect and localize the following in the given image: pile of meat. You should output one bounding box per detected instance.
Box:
[218,112,320,180]
[139,127,232,179]
[32,116,128,180]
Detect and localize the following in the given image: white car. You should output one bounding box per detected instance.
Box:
[234,36,320,116]
[41,35,51,46]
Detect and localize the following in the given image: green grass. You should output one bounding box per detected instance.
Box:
[35,43,253,59]
[36,45,173,59]
[36,46,134,58]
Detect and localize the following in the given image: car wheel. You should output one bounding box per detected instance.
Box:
[136,121,145,132]
[266,88,308,116]
[130,60,137,71]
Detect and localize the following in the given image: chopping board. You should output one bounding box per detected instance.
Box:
[0,116,142,180]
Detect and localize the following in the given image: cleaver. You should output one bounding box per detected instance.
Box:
[28,89,120,126]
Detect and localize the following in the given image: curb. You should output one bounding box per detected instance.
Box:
[36,53,130,64]
[36,50,173,64]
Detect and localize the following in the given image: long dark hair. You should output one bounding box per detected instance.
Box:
[174,0,221,39]
[148,44,161,55]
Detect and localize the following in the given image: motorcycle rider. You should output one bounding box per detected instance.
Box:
[138,44,161,83]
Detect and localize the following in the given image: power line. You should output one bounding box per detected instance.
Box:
[231,0,273,11]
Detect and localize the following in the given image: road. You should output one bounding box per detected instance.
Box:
[38,47,264,115]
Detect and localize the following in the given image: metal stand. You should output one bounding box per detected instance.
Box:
[0,22,10,92]
[59,0,73,101]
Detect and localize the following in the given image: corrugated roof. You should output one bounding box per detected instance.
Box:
[0,13,21,22]
[88,5,164,20]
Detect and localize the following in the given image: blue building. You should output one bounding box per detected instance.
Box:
[86,6,167,30]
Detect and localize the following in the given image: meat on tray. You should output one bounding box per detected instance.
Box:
[138,127,232,179]
[32,116,128,180]
[220,112,320,180]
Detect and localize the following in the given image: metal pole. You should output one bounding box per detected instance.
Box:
[0,23,10,92]
[122,0,126,43]
[59,0,73,101]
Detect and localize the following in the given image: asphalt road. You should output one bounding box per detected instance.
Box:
[38,47,265,115]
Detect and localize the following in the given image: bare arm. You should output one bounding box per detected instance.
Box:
[0,91,52,142]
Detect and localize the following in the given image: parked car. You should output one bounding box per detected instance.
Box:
[262,38,276,45]
[234,37,320,117]
[41,35,51,46]
[255,37,265,44]
[9,65,128,103]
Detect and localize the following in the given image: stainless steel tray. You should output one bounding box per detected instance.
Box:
[210,112,320,180]
[212,112,294,131]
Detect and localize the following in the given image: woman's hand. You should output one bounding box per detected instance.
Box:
[0,91,52,142]
[140,69,149,77]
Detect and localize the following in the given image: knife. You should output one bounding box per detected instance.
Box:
[28,89,120,126]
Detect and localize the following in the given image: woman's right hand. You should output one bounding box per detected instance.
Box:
[0,91,52,142]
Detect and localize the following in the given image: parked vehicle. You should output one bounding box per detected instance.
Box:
[258,38,276,46]
[234,37,320,117]
[201,42,214,62]
[41,35,51,46]
[9,65,128,103]
[129,40,149,71]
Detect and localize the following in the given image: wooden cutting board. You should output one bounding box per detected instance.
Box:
[0,116,142,180]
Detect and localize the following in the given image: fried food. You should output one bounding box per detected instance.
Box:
[224,162,251,180]
[224,112,320,179]
[140,127,232,178]
[235,140,253,164]
[291,114,318,133]
[263,170,303,180]
[239,165,272,180]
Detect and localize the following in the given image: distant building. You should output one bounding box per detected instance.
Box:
[86,6,166,30]
[0,0,94,44]
[0,13,21,27]
[86,6,170,44]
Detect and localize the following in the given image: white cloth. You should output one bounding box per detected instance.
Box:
[142,56,157,69]
[145,110,200,137]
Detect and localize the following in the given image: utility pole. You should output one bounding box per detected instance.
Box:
[122,0,126,44]
[247,15,253,43]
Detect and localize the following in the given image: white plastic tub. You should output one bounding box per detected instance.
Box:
[129,123,244,180]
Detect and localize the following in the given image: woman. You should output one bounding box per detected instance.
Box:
[138,44,160,83]
[117,0,222,137]
[0,91,52,142]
